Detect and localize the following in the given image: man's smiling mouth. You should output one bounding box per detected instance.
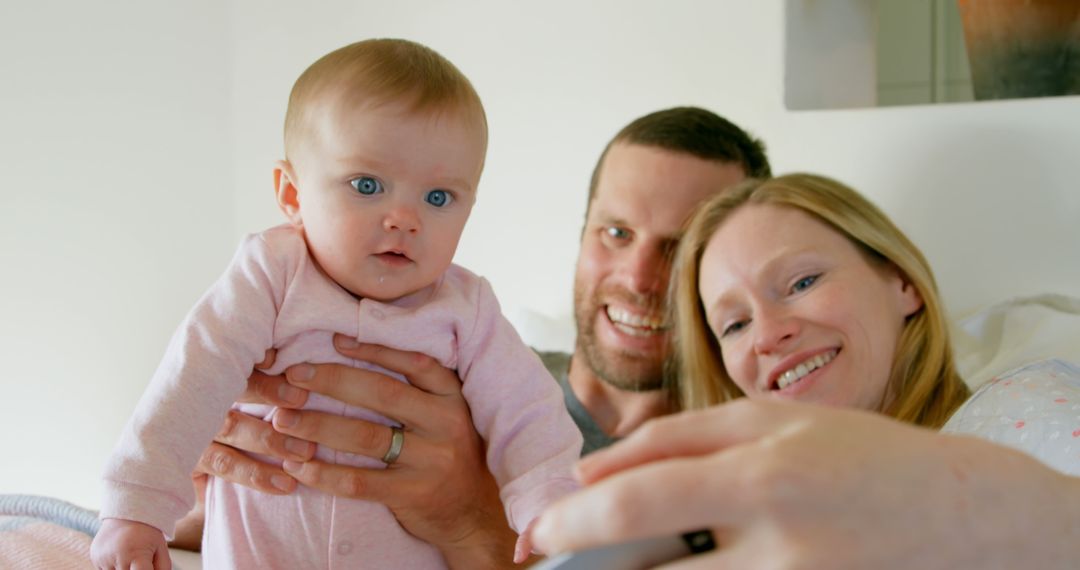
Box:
[605,305,668,337]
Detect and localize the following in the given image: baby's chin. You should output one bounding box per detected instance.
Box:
[347,278,438,304]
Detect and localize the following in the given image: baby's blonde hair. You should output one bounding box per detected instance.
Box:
[669,173,970,428]
[283,38,487,159]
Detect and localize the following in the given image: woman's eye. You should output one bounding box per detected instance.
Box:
[722,320,748,338]
[792,274,819,293]
[350,177,383,195]
[425,189,453,207]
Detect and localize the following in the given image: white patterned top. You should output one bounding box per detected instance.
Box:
[942,359,1080,475]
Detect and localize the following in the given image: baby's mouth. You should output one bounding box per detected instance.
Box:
[375,250,412,264]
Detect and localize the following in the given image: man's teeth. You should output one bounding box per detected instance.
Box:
[605,306,666,333]
[776,350,838,390]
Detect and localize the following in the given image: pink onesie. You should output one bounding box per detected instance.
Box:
[99,224,583,569]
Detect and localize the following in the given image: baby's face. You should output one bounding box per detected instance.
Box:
[289,98,486,301]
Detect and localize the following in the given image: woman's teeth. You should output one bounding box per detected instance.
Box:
[776,350,838,390]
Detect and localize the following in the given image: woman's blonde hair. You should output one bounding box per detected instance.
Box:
[669,173,969,428]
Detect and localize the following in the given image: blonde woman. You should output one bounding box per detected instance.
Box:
[532,174,1080,569]
[668,172,970,426]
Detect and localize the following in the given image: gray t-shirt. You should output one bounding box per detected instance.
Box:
[537,350,619,456]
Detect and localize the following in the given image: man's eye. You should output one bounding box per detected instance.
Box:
[425,189,453,208]
[605,226,631,240]
[792,274,819,293]
[350,177,383,195]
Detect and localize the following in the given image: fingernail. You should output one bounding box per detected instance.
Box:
[334,335,359,350]
[282,460,302,474]
[284,437,312,458]
[288,364,314,383]
[278,383,305,405]
[271,474,294,492]
[275,409,299,429]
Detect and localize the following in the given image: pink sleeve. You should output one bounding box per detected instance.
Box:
[457,278,583,533]
[98,233,288,539]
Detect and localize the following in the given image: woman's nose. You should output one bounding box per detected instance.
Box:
[751,305,800,354]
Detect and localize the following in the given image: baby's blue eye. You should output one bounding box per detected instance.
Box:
[792,274,819,293]
[351,177,383,195]
[425,189,453,207]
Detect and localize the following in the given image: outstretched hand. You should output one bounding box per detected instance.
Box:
[533,399,1080,569]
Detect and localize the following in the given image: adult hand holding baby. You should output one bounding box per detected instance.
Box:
[180,338,520,568]
[272,336,518,567]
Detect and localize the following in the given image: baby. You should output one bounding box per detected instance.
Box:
[90,38,582,569]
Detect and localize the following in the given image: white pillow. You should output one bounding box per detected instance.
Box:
[509,308,576,354]
[942,358,1080,476]
[952,293,1080,389]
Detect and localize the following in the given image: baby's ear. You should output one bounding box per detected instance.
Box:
[274,160,303,227]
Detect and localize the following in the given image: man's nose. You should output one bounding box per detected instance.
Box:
[622,245,668,295]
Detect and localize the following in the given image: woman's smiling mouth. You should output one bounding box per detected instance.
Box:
[773,349,839,390]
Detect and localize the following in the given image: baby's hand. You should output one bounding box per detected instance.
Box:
[91,518,171,570]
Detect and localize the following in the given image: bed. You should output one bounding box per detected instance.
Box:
[0,495,201,569]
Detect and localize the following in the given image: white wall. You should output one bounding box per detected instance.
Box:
[226,0,783,331]
[2,0,1078,510]
[0,1,233,508]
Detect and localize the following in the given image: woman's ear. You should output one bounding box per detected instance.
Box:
[274,160,303,227]
[891,268,924,319]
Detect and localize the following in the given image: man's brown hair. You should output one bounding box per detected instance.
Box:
[587,107,770,210]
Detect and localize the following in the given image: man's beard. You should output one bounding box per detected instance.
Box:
[572,280,669,392]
